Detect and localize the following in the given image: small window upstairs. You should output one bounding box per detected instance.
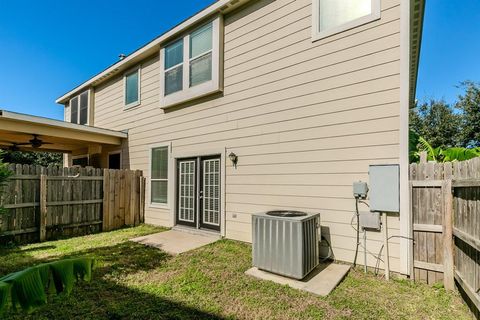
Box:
[70,90,89,125]
[312,0,380,41]
[124,67,141,109]
[160,16,223,108]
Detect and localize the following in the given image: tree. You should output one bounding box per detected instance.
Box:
[0,151,13,214]
[409,99,461,149]
[0,150,63,167]
[456,81,480,147]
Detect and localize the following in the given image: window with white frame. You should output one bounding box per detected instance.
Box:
[125,68,141,108]
[160,17,222,108]
[312,0,380,41]
[151,146,169,204]
[70,91,89,125]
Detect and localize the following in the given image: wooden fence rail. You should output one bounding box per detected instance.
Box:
[410,158,480,315]
[0,164,145,244]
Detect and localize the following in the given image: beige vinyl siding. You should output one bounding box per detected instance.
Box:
[93,0,402,271]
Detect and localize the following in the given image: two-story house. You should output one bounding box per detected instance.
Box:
[55,0,425,276]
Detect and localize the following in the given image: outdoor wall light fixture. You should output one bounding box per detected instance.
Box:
[229,152,238,168]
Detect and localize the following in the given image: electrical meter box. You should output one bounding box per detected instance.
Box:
[353,181,368,199]
[369,164,400,212]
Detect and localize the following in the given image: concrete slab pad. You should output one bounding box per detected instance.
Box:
[131,230,220,255]
[245,263,350,296]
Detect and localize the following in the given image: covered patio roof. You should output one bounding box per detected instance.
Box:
[0,110,127,153]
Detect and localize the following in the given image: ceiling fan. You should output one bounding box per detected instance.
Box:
[0,134,53,150]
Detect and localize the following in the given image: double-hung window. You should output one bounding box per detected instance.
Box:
[312,0,380,41]
[151,146,169,205]
[70,90,89,125]
[125,68,141,108]
[160,16,222,108]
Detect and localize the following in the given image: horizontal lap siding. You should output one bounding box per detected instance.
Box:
[92,0,401,271]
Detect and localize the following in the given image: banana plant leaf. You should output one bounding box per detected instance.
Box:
[0,257,95,314]
[0,282,10,313]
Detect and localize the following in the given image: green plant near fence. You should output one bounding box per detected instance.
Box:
[0,151,13,214]
[410,129,480,163]
[0,257,95,314]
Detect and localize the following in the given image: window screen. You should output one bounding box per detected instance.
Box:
[70,96,79,124]
[79,91,88,125]
[151,146,169,204]
[189,23,213,87]
[164,39,184,96]
[125,70,139,106]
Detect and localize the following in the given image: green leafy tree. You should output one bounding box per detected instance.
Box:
[0,151,13,214]
[0,150,62,167]
[409,99,462,149]
[456,81,480,147]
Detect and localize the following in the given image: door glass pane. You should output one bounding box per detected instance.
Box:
[178,160,196,223]
[190,23,212,59]
[165,65,183,95]
[202,158,220,226]
[151,181,168,204]
[319,0,372,32]
[165,39,184,69]
[190,52,212,87]
[125,70,139,105]
[151,147,168,179]
[70,96,79,124]
[79,91,89,125]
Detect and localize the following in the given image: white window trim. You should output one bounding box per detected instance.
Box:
[312,0,381,42]
[69,90,90,125]
[160,16,223,109]
[149,142,172,209]
[124,66,142,109]
[107,150,123,169]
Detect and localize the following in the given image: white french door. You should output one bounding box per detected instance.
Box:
[176,156,221,231]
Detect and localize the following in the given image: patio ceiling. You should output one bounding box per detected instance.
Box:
[0,110,127,153]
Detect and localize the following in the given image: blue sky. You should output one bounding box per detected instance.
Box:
[0,0,478,120]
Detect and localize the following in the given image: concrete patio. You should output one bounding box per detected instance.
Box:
[245,263,351,296]
[131,229,220,255]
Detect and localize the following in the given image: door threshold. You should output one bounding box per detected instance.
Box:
[172,225,221,238]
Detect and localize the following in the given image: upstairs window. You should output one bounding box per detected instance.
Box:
[189,23,213,87]
[70,91,89,125]
[125,68,141,108]
[312,0,380,41]
[164,39,184,96]
[160,16,222,108]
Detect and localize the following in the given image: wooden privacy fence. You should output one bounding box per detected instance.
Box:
[0,164,145,244]
[410,158,480,313]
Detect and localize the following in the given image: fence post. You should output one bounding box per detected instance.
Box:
[39,174,47,242]
[442,179,454,290]
[102,169,110,232]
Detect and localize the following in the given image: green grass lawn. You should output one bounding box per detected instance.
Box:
[0,225,472,319]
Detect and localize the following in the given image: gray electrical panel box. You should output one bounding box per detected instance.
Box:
[359,211,381,230]
[369,164,400,212]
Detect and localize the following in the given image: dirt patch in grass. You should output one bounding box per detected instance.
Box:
[0,225,473,319]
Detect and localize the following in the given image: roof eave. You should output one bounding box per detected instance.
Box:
[409,0,426,108]
[0,110,128,139]
[56,0,252,105]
